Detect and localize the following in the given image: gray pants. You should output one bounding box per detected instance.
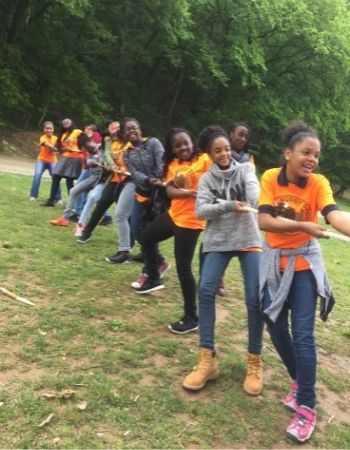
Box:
[115,181,136,251]
[63,174,100,218]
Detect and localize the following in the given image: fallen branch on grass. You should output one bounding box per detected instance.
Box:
[0,286,35,306]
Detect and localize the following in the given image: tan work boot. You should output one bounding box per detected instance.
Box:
[243,353,263,395]
[182,347,219,391]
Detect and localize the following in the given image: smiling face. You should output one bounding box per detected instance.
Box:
[43,123,54,136]
[172,131,194,161]
[230,125,250,152]
[209,136,232,168]
[284,136,320,182]
[124,120,142,144]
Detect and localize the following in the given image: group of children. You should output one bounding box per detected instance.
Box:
[29,117,350,443]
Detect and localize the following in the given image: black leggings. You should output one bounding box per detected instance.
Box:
[139,211,201,320]
[49,174,74,200]
[84,181,123,236]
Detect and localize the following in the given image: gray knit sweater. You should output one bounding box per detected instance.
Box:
[196,161,262,252]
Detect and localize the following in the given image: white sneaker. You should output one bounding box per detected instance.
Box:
[29,197,36,202]
[56,199,64,206]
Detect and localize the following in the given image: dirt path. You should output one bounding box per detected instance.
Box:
[0,155,41,177]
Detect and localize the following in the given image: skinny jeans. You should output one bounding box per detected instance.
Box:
[262,269,317,409]
[199,251,263,354]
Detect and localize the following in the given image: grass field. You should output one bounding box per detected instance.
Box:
[0,172,350,449]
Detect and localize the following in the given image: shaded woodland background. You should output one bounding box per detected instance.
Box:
[1,0,350,191]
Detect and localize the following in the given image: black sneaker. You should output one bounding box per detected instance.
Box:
[168,317,199,334]
[130,252,145,263]
[98,216,113,226]
[135,279,164,294]
[67,212,79,223]
[105,251,131,264]
[77,233,91,244]
[40,199,55,207]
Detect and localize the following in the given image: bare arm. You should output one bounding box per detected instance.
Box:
[326,210,350,236]
[258,213,327,238]
[166,182,196,199]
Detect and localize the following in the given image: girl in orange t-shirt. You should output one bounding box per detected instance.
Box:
[29,121,61,202]
[258,121,350,443]
[135,127,211,334]
[41,118,83,206]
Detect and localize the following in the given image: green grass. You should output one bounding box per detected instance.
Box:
[0,173,350,448]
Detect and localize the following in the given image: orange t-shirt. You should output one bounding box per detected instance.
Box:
[259,167,337,270]
[110,139,128,183]
[37,134,57,163]
[61,129,83,159]
[166,153,212,229]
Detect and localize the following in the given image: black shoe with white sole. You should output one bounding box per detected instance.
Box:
[135,279,164,294]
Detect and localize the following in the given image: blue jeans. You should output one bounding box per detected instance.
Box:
[30,161,61,200]
[262,270,317,409]
[78,182,112,226]
[199,251,263,354]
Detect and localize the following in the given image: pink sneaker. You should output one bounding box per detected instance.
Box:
[74,223,85,237]
[283,381,298,412]
[131,273,149,289]
[286,405,316,443]
[158,259,171,278]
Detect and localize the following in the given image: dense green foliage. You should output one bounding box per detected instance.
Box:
[1,0,350,184]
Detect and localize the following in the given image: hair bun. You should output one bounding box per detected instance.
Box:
[282,120,317,146]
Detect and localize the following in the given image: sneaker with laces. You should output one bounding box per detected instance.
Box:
[105,251,131,264]
[49,216,69,226]
[284,381,298,412]
[158,259,171,278]
[135,279,164,294]
[131,273,149,289]
[77,233,91,244]
[29,197,36,202]
[168,316,198,334]
[74,224,85,237]
[55,199,64,206]
[286,405,316,443]
[98,216,113,226]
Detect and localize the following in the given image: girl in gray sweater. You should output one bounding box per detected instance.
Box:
[182,126,264,396]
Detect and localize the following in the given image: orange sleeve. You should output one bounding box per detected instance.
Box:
[259,169,277,208]
[316,174,336,211]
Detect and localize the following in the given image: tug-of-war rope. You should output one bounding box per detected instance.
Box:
[239,206,350,242]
